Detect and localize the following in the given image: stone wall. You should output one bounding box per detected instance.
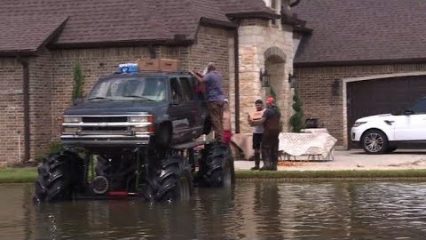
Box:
[238,20,295,133]
[0,58,24,165]
[295,63,426,147]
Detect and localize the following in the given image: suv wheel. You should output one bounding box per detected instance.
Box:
[361,130,389,154]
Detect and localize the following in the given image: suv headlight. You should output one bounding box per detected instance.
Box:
[353,121,366,127]
[64,116,81,123]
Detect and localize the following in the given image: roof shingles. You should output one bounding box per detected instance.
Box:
[0,0,272,54]
[294,0,426,65]
[0,15,67,55]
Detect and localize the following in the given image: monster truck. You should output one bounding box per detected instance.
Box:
[34,64,234,202]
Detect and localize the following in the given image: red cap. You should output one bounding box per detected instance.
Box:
[266,96,275,105]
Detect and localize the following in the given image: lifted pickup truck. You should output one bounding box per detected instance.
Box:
[34,64,234,202]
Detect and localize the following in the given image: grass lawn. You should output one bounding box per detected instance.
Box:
[2,168,426,184]
[236,169,426,180]
[0,167,38,183]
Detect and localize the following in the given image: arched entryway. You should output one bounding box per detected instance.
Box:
[263,47,289,129]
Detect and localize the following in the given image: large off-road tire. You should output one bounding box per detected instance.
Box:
[34,151,84,202]
[199,143,235,188]
[154,154,193,202]
[361,129,389,154]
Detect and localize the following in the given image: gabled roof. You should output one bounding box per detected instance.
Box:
[0,16,67,56]
[0,0,274,55]
[294,0,426,66]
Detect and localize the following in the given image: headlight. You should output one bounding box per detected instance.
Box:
[129,116,148,123]
[129,115,153,123]
[353,121,366,127]
[64,116,81,123]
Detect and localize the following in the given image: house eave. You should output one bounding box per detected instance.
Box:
[226,11,280,20]
[294,58,426,68]
[200,17,237,29]
[49,38,194,50]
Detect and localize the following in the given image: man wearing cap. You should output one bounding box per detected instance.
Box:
[249,96,281,170]
[191,63,226,143]
[248,99,265,170]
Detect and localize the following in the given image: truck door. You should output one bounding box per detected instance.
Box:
[179,76,202,133]
[169,77,191,140]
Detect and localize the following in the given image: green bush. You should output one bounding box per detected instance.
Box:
[72,63,85,101]
[289,90,304,132]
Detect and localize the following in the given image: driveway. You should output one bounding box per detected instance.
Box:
[234,149,426,171]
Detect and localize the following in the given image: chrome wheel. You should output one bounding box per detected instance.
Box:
[362,130,388,154]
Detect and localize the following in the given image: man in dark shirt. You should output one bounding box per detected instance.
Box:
[250,96,281,170]
[191,63,226,143]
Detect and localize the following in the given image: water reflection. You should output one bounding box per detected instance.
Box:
[0,181,426,239]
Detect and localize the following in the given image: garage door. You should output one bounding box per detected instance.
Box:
[347,76,426,146]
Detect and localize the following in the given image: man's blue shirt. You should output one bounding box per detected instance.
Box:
[203,71,225,102]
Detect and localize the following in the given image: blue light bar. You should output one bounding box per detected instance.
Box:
[118,63,139,74]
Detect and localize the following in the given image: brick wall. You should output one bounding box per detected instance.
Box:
[29,48,53,159]
[295,63,426,147]
[0,58,24,165]
[188,25,233,98]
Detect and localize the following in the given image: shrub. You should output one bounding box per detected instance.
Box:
[72,63,85,101]
[289,90,304,132]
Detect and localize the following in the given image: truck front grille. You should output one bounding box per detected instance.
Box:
[80,126,129,135]
[82,117,128,123]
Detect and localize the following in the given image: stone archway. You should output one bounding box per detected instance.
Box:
[263,47,289,130]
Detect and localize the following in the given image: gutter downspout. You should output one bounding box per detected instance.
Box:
[17,57,31,162]
[234,25,240,133]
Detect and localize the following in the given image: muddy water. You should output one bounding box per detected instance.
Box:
[1,181,426,240]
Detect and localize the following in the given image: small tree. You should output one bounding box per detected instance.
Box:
[72,63,85,101]
[289,90,304,132]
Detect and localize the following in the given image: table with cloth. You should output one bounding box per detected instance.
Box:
[278,130,337,161]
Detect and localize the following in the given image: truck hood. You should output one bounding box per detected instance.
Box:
[64,100,167,115]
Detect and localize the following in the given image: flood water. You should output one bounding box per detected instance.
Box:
[1,181,426,240]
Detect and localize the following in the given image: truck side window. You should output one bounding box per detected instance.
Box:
[170,78,183,103]
[179,77,194,101]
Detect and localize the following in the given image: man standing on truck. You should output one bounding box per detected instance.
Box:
[191,62,226,143]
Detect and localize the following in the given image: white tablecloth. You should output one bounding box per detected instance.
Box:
[278,132,337,160]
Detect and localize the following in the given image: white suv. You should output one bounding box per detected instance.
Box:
[351,97,426,154]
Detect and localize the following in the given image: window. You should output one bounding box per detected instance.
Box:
[170,78,183,103]
[179,77,194,101]
[412,98,426,113]
[88,77,166,102]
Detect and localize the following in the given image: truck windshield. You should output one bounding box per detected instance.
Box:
[88,77,166,102]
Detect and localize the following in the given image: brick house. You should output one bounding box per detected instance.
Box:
[0,0,306,165]
[2,0,425,165]
[293,0,426,148]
